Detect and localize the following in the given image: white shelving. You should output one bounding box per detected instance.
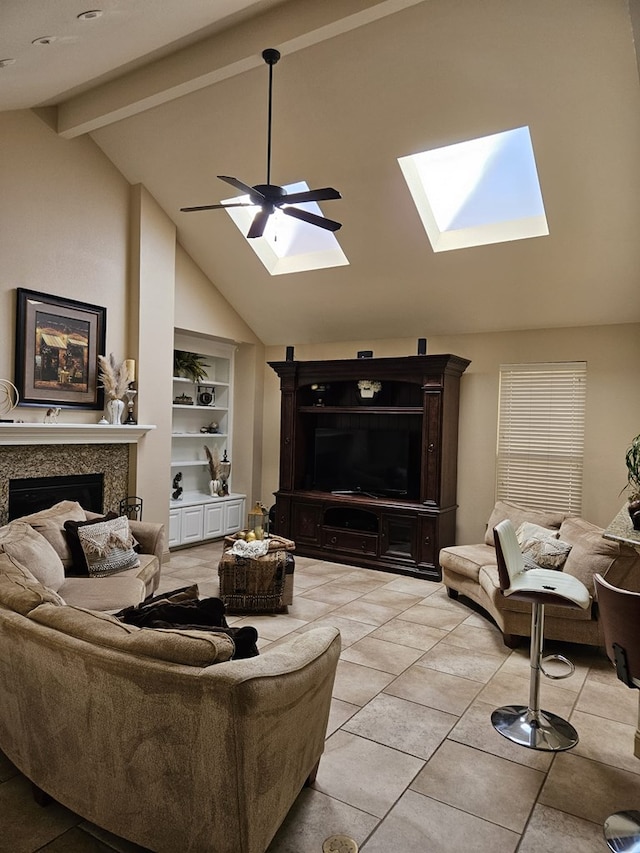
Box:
[170,339,245,547]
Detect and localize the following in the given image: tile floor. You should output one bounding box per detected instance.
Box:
[2,540,639,852]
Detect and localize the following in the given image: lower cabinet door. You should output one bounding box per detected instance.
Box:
[224,499,244,534]
[181,505,204,544]
[203,504,224,539]
[169,509,182,547]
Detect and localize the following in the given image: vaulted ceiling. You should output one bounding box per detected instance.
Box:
[3,0,640,345]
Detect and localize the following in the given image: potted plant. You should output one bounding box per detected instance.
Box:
[173,350,209,383]
[624,432,640,529]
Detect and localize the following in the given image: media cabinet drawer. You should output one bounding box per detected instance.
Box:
[322,528,377,555]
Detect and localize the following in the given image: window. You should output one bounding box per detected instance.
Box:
[496,362,587,514]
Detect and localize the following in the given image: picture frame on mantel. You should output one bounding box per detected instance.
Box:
[14,288,107,410]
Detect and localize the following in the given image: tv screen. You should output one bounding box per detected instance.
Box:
[312,427,419,499]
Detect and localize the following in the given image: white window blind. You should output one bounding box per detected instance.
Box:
[496,362,587,514]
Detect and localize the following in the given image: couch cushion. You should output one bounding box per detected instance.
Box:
[57,576,147,612]
[478,565,592,621]
[484,501,569,546]
[0,521,65,591]
[439,543,497,582]
[18,500,87,570]
[28,603,235,666]
[0,554,66,615]
[559,517,635,594]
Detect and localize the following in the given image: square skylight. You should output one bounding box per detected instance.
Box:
[398,126,548,252]
[223,181,348,275]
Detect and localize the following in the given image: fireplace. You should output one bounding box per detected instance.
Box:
[8,473,104,521]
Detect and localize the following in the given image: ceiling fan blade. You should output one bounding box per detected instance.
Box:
[217,175,265,201]
[180,202,254,212]
[282,206,342,232]
[282,187,342,205]
[247,208,271,239]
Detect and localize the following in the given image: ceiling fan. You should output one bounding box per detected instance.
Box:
[180,48,342,239]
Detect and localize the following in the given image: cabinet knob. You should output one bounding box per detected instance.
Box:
[427,443,435,453]
[424,536,431,544]
[330,536,337,545]
[284,436,291,446]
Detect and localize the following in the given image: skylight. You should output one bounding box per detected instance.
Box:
[398,126,548,252]
[223,181,349,275]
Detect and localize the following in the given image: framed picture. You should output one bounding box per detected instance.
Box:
[14,288,107,410]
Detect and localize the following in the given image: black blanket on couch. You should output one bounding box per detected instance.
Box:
[115,586,259,660]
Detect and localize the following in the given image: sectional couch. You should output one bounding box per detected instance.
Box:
[440,501,640,647]
[0,502,341,852]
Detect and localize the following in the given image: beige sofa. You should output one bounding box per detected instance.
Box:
[440,501,640,647]
[0,515,341,853]
[12,500,163,610]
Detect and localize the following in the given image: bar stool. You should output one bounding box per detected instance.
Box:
[594,572,640,852]
[491,519,591,751]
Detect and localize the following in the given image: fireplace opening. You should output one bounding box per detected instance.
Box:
[9,474,104,521]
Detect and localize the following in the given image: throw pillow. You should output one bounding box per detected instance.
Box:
[67,515,140,577]
[64,512,118,575]
[485,501,569,546]
[516,521,572,570]
[19,501,86,570]
[0,521,65,591]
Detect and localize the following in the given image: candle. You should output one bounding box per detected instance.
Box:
[124,359,136,383]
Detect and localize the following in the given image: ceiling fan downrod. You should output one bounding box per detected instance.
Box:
[262,48,280,190]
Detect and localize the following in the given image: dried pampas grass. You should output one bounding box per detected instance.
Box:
[98,354,133,400]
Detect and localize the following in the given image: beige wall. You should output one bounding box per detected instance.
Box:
[263,324,640,542]
[0,110,130,422]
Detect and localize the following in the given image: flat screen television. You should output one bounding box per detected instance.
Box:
[312,426,420,499]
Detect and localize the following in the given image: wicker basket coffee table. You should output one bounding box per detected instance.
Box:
[218,535,295,613]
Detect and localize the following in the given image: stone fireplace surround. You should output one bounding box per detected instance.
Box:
[0,423,154,526]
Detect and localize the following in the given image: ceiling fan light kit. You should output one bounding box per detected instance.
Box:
[180,48,342,239]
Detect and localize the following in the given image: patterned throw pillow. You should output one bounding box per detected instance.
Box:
[516,521,572,570]
[74,515,140,577]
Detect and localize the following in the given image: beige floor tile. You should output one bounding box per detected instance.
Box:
[162,564,218,584]
[231,613,309,640]
[314,730,424,818]
[379,576,441,596]
[285,595,336,621]
[539,752,640,824]
[290,573,332,591]
[359,587,423,611]
[0,775,80,852]
[575,677,639,725]
[517,803,606,853]
[570,709,640,774]
[331,599,400,627]
[360,789,519,853]
[497,646,589,693]
[411,740,544,832]
[385,664,483,715]
[299,584,364,607]
[328,572,390,593]
[297,615,376,648]
[394,603,468,631]
[332,660,396,706]
[368,617,447,651]
[448,698,554,771]
[477,669,578,719]
[341,636,425,674]
[439,621,512,658]
[343,693,457,759]
[327,698,360,736]
[416,586,471,613]
[417,641,505,683]
[164,553,210,570]
[266,787,379,853]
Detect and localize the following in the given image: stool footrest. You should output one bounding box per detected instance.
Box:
[540,653,575,680]
[492,704,579,752]
[603,810,640,852]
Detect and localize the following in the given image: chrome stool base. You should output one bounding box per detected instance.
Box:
[604,810,640,852]
[491,704,579,752]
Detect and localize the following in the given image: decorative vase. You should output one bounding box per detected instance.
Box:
[209,479,220,497]
[106,398,125,425]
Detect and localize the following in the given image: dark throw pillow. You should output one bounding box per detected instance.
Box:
[64,512,118,575]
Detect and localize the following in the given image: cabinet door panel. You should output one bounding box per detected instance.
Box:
[292,502,322,544]
[380,513,417,561]
[203,504,224,539]
[182,505,204,544]
[422,392,442,505]
[224,500,244,535]
[169,509,182,547]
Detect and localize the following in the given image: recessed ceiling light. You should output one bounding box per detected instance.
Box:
[0,58,16,68]
[32,36,57,46]
[77,10,103,20]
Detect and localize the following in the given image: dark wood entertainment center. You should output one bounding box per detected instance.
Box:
[269,353,470,580]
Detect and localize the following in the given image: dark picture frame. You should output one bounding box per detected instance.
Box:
[14,288,107,410]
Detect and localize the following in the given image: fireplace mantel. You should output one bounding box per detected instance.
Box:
[0,423,155,446]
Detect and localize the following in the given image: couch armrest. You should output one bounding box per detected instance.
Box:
[128,520,165,564]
